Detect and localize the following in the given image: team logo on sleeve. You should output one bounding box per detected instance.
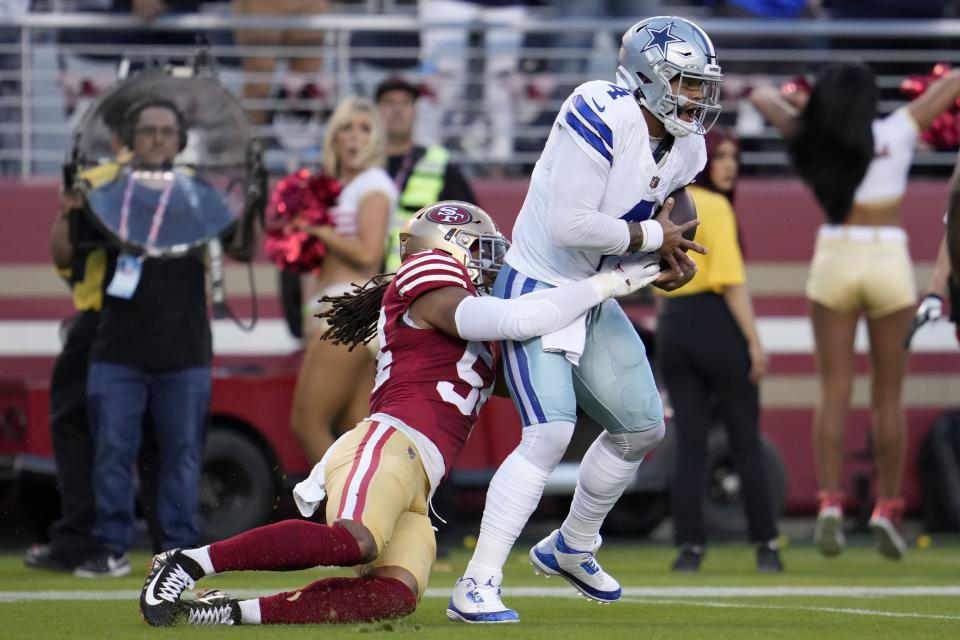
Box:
[426,205,472,225]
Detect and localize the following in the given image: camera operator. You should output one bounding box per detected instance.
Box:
[26,102,168,573]
[58,97,241,577]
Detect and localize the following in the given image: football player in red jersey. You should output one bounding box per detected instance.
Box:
[138,201,668,627]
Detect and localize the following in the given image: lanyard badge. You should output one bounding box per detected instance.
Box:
[105,253,143,299]
[105,171,175,299]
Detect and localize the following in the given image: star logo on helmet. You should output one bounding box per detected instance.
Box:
[641,23,683,57]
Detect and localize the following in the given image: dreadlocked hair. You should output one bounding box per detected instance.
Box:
[316,274,394,350]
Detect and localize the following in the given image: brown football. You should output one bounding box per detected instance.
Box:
[658,188,697,272]
[666,187,698,244]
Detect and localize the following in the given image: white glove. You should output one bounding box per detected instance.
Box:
[590,253,663,298]
[905,293,944,348]
[916,293,944,326]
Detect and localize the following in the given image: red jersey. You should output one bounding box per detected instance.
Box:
[369,249,497,471]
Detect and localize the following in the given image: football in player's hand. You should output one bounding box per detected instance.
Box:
[658,188,698,273]
[666,187,697,244]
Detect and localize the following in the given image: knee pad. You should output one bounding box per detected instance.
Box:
[600,423,665,463]
[515,420,575,472]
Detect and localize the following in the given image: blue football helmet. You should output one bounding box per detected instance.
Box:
[616,16,723,138]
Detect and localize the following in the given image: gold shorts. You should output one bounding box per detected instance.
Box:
[324,420,436,598]
[805,225,916,318]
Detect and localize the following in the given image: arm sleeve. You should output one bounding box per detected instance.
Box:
[545,129,631,255]
[454,276,606,342]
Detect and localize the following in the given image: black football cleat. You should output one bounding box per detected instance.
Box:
[178,589,242,626]
[139,549,205,626]
[756,542,785,573]
[671,544,704,573]
[23,544,81,572]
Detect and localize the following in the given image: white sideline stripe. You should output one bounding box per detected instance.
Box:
[4,585,960,603]
[613,586,960,597]
[627,597,960,622]
[0,316,957,357]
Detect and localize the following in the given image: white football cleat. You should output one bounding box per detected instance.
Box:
[814,506,845,557]
[869,501,907,561]
[529,529,621,603]
[446,575,519,623]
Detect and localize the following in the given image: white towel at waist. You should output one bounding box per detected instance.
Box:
[540,312,587,366]
[291,415,448,518]
[292,433,345,517]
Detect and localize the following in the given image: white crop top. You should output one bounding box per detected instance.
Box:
[328,166,398,236]
[853,107,920,206]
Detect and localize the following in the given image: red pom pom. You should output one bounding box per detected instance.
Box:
[780,74,812,97]
[901,64,960,150]
[263,170,342,274]
[900,76,927,100]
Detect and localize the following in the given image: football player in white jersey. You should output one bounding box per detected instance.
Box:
[448,16,722,623]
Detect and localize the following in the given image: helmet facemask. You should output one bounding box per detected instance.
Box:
[397,200,509,293]
[616,16,723,138]
[442,226,510,291]
[649,67,722,137]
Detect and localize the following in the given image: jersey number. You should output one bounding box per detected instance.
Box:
[607,84,630,100]
[372,308,392,393]
[373,309,493,416]
[436,342,493,416]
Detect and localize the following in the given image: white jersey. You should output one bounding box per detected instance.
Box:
[329,166,398,237]
[507,80,707,284]
[853,107,919,207]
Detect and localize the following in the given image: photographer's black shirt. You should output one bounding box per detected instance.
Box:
[78,215,212,371]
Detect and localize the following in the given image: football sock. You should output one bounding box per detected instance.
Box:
[238,599,262,624]
[817,490,844,511]
[467,450,551,577]
[209,520,362,572]
[181,546,214,576]
[258,576,416,624]
[872,497,905,520]
[464,561,503,584]
[560,434,641,550]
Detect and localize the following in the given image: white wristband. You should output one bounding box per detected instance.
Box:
[639,219,663,252]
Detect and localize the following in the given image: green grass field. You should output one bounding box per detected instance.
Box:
[2,539,959,639]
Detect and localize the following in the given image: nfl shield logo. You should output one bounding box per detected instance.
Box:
[649,176,660,189]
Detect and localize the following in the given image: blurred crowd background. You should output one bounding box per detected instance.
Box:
[5,0,960,180]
